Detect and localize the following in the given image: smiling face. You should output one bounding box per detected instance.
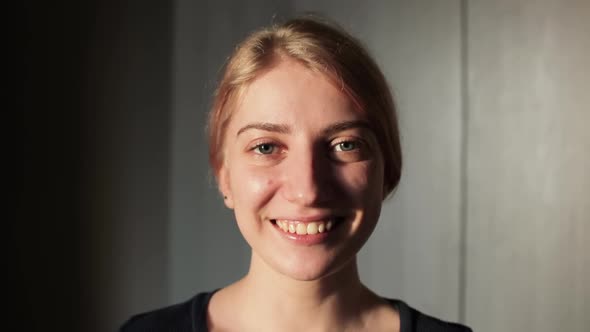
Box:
[218,59,385,281]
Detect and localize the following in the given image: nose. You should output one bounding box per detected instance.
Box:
[281,145,333,206]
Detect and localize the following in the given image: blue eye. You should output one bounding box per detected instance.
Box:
[334,141,357,152]
[254,143,276,154]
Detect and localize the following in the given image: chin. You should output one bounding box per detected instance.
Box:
[280,264,332,282]
[263,249,357,282]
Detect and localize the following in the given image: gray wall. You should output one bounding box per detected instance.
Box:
[465,1,590,330]
[23,1,587,331]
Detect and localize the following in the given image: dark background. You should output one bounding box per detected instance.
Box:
[24,1,174,330]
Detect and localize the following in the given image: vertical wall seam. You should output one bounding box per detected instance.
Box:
[458,0,469,324]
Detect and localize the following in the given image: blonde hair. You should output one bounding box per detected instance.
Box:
[208,16,402,197]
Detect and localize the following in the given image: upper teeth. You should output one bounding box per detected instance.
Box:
[275,219,334,235]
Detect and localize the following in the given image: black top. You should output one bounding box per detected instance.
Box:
[121,291,472,332]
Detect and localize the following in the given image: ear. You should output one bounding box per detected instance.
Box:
[217,165,234,209]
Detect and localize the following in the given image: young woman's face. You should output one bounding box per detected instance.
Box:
[219,59,384,281]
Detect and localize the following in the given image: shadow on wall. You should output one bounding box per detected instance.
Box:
[24,1,174,331]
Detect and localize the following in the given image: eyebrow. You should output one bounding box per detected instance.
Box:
[321,120,373,137]
[236,123,291,136]
[236,120,372,137]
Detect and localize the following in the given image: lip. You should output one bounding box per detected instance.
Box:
[269,216,345,246]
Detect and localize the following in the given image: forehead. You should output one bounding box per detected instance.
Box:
[229,59,362,132]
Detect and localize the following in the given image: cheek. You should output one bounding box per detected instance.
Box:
[229,165,278,209]
[337,160,384,201]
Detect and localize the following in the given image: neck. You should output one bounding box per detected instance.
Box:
[231,253,377,331]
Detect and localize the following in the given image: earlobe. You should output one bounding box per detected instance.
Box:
[218,166,234,209]
[223,193,234,209]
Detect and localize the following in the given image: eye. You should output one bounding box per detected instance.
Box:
[333,141,358,152]
[253,143,277,155]
[329,138,372,163]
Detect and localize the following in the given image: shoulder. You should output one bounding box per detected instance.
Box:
[119,292,214,332]
[387,299,473,332]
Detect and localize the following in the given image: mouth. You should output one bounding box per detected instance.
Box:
[270,216,346,235]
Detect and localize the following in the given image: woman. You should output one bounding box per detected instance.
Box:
[122,16,472,332]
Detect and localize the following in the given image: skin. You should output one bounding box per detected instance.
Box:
[210,58,400,332]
